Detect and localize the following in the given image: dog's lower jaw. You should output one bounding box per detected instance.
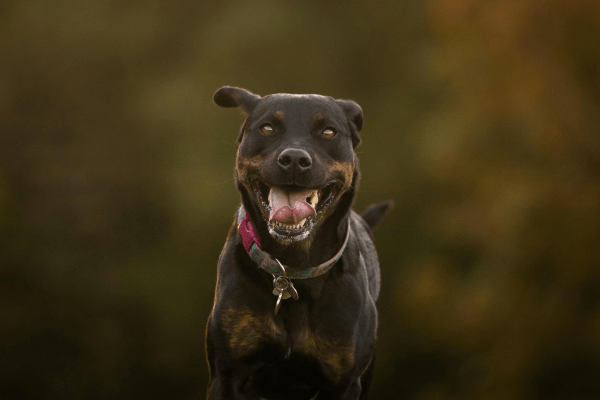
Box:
[253,198,345,250]
[237,167,359,264]
[240,180,308,244]
[268,225,312,244]
[240,191,355,269]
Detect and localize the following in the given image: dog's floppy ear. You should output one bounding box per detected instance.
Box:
[213,86,261,113]
[336,99,363,148]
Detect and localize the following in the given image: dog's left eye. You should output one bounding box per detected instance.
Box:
[261,124,274,135]
[322,128,336,138]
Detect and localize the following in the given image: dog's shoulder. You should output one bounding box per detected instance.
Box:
[348,210,382,301]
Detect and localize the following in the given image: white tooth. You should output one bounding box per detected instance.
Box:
[309,191,319,206]
[299,219,306,227]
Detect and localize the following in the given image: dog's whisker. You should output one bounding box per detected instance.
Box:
[220,140,239,148]
[208,178,235,185]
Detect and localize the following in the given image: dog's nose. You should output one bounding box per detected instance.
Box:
[277,148,312,174]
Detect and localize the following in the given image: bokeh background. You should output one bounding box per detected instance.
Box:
[2,0,600,399]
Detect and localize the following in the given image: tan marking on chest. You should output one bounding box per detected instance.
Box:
[221,307,283,357]
[295,328,355,383]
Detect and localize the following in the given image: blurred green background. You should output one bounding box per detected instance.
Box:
[2,0,600,399]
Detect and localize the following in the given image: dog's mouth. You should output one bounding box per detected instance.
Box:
[251,179,340,242]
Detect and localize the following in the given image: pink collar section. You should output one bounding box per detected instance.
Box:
[238,210,261,254]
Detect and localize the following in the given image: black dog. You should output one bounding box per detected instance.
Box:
[206,86,391,400]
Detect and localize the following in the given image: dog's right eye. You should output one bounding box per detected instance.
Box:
[322,128,336,139]
[261,124,274,135]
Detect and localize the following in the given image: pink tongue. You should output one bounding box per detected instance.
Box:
[269,187,317,224]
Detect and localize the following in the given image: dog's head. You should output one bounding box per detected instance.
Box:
[214,86,363,245]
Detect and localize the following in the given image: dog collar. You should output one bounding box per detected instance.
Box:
[237,206,349,279]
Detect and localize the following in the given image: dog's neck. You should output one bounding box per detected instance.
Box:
[239,175,358,271]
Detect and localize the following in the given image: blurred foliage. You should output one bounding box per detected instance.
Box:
[1,0,600,399]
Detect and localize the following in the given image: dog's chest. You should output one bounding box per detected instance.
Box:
[288,321,355,382]
[220,305,355,382]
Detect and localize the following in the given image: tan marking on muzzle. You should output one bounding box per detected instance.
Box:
[328,161,354,191]
[236,155,264,182]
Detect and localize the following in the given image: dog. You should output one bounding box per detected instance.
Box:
[206,86,391,400]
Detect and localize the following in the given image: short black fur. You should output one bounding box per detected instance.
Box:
[206,87,389,400]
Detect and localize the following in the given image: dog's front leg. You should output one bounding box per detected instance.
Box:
[206,319,254,400]
[207,365,254,400]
